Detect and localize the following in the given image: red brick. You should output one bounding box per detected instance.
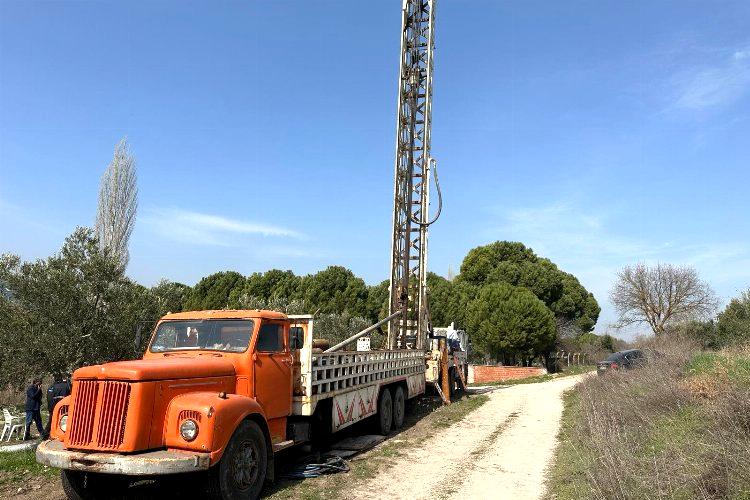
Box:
[469,365,545,384]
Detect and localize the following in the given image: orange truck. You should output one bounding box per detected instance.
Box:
[37,309,427,499]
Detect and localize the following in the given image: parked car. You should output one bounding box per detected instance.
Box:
[597,349,646,375]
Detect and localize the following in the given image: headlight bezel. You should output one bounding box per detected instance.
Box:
[179,418,199,442]
[59,414,68,433]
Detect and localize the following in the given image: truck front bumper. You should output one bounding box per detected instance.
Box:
[36,439,211,476]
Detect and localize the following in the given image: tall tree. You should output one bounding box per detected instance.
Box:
[716,290,750,347]
[151,279,191,316]
[610,263,718,336]
[95,138,138,270]
[465,282,556,362]
[458,241,599,332]
[185,271,246,311]
[297,266,368,317]
[231,269,301,305]
[365,280,390,322]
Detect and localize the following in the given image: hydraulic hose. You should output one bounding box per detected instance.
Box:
[409,157,443,227]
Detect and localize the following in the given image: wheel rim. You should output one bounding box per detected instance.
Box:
[395,393,404,424]
[231,439,259,491]
[382,400,392,429]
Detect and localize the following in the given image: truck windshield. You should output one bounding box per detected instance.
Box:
[150,320,255,353]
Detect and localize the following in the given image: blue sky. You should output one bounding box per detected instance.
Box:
[2,1,750,338]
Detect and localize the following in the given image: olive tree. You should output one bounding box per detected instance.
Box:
[610,263,718,336]
[0,228,159,385]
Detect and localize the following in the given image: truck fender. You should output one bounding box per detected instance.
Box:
[49,395,72,441]
[164,392,270,466]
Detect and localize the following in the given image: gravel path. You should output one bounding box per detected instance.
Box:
[344,375,586,500]
[3,375,585,500]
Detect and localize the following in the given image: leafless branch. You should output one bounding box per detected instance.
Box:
[610,263,718,336]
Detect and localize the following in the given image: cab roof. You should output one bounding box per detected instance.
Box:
[160,309,289,321]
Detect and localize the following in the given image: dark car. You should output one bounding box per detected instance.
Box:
[597,349,646,375]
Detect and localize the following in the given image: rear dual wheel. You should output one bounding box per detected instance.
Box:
[392,386,406,429]
[375,386,406,435]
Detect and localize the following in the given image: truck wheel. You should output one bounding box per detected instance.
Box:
[61,470,128,500]
[392,386,405,429]
[455,367,466,395]
[375,388,393,435]
[448,368,457,400]
[208,420,268,500]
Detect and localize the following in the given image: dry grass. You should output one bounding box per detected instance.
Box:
[548,335,750,500]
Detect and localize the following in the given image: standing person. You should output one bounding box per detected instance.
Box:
[44,374,71,438]
[24,378,44,440]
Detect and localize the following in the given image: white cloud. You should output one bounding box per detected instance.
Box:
[673,45,750,109]
[142,208,304,246]
[486,201,750,340]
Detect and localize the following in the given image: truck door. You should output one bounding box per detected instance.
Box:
[252,321,292,419]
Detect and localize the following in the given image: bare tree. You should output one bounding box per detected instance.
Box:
[610,263,718,336]
[95,138,138,270]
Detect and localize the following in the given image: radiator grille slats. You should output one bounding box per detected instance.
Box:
[97,381,131,449]
[69,380,98,446]
[67,380,131,450]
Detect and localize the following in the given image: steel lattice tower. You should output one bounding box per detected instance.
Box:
[388,0,437,350]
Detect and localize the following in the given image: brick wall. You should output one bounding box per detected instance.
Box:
[468,365,546,384]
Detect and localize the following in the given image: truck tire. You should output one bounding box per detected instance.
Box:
[455,366,466,395]
[375,388,393,435]
[207,420,268,500]
[61,470,128,500]
[448,368,456,400]
[392,386,405,429]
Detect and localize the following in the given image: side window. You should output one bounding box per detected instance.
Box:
[256,323,284,352]
[289,326,304,350]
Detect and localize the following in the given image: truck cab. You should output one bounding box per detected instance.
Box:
[37,309,305,500]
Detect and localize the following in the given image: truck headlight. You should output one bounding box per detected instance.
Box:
[180,419,199,442]
[59,415,68,433]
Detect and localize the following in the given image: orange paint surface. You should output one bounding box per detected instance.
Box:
[50,310,294,464]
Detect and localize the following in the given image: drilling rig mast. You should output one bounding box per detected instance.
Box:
[388,0,439,351]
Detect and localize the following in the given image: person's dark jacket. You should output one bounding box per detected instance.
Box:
[47,380,72,410]
[25,384,42,412]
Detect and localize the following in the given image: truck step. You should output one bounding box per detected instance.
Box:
[273,440,295,453]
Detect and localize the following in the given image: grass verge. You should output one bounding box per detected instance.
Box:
[0,449,56,487]
[265,393,490,500]
[546,337,750,500]
[545,390,595,500]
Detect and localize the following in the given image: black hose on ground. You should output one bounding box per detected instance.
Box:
[280,455,350,479]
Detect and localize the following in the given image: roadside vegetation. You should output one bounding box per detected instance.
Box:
[0,237,602,389]
[547,334,750,499]
[0,450,55,491]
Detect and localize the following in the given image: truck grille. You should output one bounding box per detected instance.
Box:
[68,380,131,449]
[69,380,98,446]
[97,381,131,448]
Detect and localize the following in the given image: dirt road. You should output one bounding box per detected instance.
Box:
[4,375,584,500]
[344,374,586,500]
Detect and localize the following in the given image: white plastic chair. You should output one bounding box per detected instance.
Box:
[1,408,24,442]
